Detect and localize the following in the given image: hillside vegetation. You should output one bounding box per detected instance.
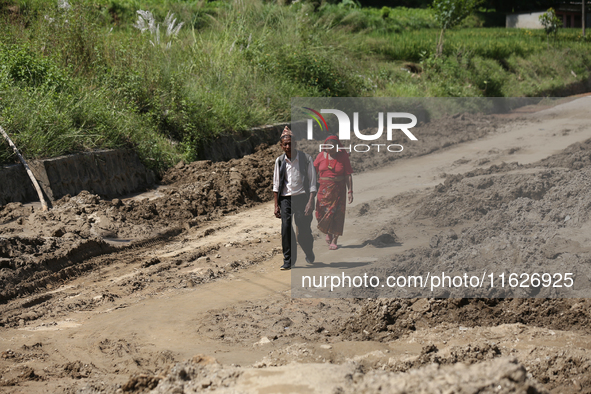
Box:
[1,0,590,172]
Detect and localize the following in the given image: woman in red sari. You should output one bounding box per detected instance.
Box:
[314,135,354,250]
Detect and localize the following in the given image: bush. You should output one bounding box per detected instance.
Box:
[468,56,505,97]
[0,44,69,90]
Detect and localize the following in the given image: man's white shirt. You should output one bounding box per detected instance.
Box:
[272,151,317,197]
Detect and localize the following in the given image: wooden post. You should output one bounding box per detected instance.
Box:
[0,125,48,211]
[584,0,587,37]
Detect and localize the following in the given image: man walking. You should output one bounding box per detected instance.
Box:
[273,126,317,270]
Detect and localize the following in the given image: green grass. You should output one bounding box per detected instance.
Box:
[1,0,590,173]
[364,27,591,62]
[313,5,437,33]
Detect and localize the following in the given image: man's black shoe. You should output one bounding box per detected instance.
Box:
[305,253,315,264]
[280,263,291,270]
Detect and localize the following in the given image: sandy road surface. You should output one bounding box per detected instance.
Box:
[1,96,591,393]
[308,96,591,272]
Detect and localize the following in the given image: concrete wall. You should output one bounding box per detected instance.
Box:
[507,11,591,28]
[506,12,545,28]
[196,123,289,162]
[0,149,155,206]
[0,164,38,206]
[1,124,283,207]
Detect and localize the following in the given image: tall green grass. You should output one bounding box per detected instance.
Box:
[1,0,590,172]
[1,0,368,169]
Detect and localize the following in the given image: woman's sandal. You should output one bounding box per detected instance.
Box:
[325,234,333,245]
[329,243,338,250]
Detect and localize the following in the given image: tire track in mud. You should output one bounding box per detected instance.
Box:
[0,227,188,306]
[0,211,283,329]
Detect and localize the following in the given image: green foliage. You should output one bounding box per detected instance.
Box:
[36,3,107,75]
[368,27,590,98]
[458,13,484,28]
[0,44,69,90]
[365,28,587,62]
[339,0,361,9]
[502,47,591,96]
[432,0,483,55]
[539,8,561,40]
[432,0,483,30]
[414,50,504,97]
[0,0,590,170]
[314,4,436,33]
[0,83,178,170]
[258,49,357,97]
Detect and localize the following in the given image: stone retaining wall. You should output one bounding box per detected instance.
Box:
[0,149,155,206]
[0,164,38,206]
[196,123,289,162]
[1,123,289,207]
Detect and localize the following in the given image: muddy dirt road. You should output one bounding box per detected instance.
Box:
[1,96,591,393]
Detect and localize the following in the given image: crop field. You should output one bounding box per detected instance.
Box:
[369,27,590,61]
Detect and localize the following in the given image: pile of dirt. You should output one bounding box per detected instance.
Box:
[172,292,591,392]
[0,142,281,238]
[535,138,591,170]
[149,356,545,394]
[344,299,591,340]
[0,144,282,303]
[331,138,591,388]
[415,167,559,227]
[161,143,280,192]
[415,137,591,228]
[346,138,591,299]
[0,237,115,304]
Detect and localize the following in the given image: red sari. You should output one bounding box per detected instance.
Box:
[314,151,353,236]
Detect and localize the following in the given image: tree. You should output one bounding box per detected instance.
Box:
[432,0,483,56]
[539,8,561,45]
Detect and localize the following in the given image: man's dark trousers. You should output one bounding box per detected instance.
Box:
[280,193,314,267]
